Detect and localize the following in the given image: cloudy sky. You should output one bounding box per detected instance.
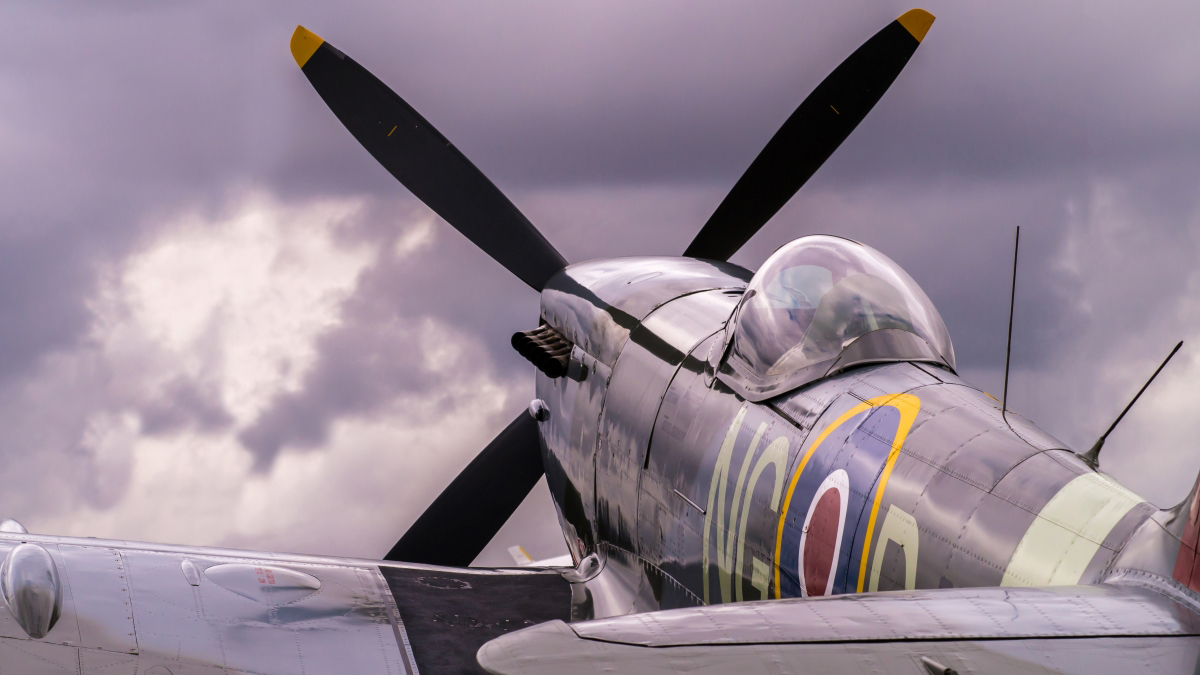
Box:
[2,1,1200,566]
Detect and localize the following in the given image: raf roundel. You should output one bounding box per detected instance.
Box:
[798,470,850,597]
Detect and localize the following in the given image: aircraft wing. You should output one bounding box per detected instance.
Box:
[12,537,1200,675]
[479,576,1200,675]
[0,532,571,675]
[380,562,570,674]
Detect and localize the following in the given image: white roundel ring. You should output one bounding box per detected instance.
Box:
[798,469,849,597]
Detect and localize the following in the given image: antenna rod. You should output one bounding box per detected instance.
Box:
[1081,340,1183,468]
[1001,227,1020,419]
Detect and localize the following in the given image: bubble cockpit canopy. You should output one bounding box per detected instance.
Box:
[719,235,955,401]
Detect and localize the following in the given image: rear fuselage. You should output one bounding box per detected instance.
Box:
[534,257,1171,618]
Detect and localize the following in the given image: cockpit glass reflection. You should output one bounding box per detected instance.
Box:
[727,235,954,397]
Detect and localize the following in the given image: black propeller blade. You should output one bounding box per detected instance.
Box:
[683,9,935,262]
[292,27,555,566]
[291,27,568,292]
[385,411,544,566]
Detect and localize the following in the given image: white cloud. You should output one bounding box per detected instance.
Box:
[14,190,561,562]
[96,190,373,423]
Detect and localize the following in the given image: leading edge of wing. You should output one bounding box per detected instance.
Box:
[479,579,1200,675]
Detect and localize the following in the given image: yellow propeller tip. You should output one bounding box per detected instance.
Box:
[897,9,935,43]
[290,26,324,68]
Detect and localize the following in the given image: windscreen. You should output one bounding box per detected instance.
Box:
[727,236,954,395]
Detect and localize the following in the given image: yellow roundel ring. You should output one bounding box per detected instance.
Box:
[773,393,921,598]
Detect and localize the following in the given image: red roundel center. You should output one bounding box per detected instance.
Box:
[802,488,842,596]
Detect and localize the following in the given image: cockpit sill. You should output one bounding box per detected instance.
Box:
[717,327,954,402]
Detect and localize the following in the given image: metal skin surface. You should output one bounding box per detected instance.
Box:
[478,584,1200,675]
[0,530,570,675]
[1,543,63,639]
[536,257,1180,622]
[484,633,1200,675]
[540,257,751,367]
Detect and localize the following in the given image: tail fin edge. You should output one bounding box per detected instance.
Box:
[1165,469,1200,591]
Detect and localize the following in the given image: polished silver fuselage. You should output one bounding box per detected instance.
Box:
[537,257,1178,618]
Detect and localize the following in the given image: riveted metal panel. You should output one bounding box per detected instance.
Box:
[636,350,707,584]
[112,550,409,675]
[1084,501,1159,582]
[996,454,1152,588]
[542,258,748,366]
[770,371,847,431]
[568,584,1200,646]
[538,347,609,560]
[854,445,943,593]
[905,466,987,589]
[1111,514,1185,581]
[840,362,938,401]
[991,450,1088,516]
[58,545,137,654]
[634,290,739,568]
[776,390,906,598]
[0,639,79,674]
[901,384,1044,492]
[638,289,740,357]
[948,491,1034,587]
[595,330,679,553]
[683,397,807,605]
[596,290,739,557]
[481,620,1200,675]
[636,335,720,610]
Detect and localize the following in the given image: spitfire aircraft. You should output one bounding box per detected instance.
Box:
[0,7,1198,675]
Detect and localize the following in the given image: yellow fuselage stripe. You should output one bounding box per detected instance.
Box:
[854,394,920,592]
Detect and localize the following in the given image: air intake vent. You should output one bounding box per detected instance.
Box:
[512,325,573,378]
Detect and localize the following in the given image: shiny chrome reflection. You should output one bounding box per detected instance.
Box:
[181,558,201,586]
[920,656,958,675]
[0,543,62,638]
[561,553,602,583]
[721,235,955,401]
[528,398,550,422]
[0,519,28,534]
[204,563,320,606]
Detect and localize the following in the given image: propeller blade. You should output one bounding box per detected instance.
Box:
[683,9,935,261]
[384,411,544,566]
[291,27,568,291]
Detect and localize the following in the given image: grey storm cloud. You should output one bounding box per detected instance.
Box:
[139,377,234,435]
[237,240,454,469]
[1,0,1199,562]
